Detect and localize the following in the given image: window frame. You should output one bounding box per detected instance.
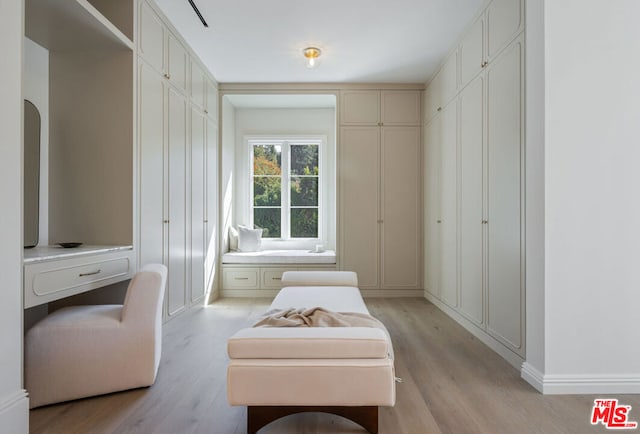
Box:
[247,135,326,247]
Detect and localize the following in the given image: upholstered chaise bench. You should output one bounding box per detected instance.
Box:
[227,271,395,434]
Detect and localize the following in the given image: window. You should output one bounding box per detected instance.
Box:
[250,138,322,240]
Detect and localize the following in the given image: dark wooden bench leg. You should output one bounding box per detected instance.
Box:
[247,405,378,434]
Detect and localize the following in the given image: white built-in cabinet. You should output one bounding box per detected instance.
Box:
[459,0,523,89]
[424,0,524,359]
[138,0,218,321]
[339,90,421,291]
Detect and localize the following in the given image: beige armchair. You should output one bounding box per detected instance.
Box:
[25,263,167,408]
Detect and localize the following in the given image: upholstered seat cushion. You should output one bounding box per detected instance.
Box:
[228,327,390,359]
[270,286,369,314]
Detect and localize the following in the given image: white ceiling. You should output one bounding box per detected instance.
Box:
[154,0,484,84]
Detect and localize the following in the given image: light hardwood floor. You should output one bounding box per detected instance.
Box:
[30,298,639,433]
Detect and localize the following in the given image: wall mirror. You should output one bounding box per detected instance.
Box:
[24,99,40,248]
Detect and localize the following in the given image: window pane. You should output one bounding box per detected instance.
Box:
[291,208,318,238]
[253,176,281,206]
[290,176,318,206]
[253,144,281,175]
[290,144,318,175]
[254,208,281,238]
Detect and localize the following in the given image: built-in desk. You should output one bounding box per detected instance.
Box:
[24,245,135,308]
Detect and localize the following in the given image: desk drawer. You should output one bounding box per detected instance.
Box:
[24,249,135,308]
[224,269,259,289]
[261,268,290,289]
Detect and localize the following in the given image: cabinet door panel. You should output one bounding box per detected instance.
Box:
[439,54,458,108]
[440,103,458,308]
[487,0,523,59]
[459,76,484,326]
[191,61,206,109]
[424,119,441,297]
[167,88,188,317]
[381,127,421,288]
[191,108,206,303]
[340,91,380,125]
[139,2,164,73]
[340,127,380,288]
[460,15,484,87]
[486,39,523,353]
[168,34,188,93]
[425,74,442,121]
[138,63,165,268]
[206,78,218,120]
[382,91,421,125]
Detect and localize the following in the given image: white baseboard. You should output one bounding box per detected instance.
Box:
[221,289,280,298]
[521,362,545,392]
[520,365,640,394]
[424,291,525,370]
[0,390,29,433]
[361,289,424,298]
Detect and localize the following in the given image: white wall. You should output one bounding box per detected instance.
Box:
[0,0,30,428]
[23,37,49,246]
[220,98,236,256]
[233,107,337,250]
[541,0,640,393]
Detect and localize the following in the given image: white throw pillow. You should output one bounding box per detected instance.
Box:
[229,227,239,251]
[238,226,263,252]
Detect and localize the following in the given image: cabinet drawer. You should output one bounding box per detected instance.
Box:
[224,269,259,288]
[261,268,289,289]
[24,249,135,308]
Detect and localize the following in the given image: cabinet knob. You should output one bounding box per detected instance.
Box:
[378,122,383,126]
[164,73,171,79]
[204,219,208,223]
[163,219,169,224]
[482,220,488,224]
[204,109,209,114]
[481,61,488,68]
[437,220,442,223]
[437,107,442,112]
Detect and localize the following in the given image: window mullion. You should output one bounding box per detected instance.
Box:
[282,141,290,240]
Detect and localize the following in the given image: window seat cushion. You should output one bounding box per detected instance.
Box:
[222,249,336,264]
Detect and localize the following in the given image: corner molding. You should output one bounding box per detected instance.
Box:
[521,363,640,394]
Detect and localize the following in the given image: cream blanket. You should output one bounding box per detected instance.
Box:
[253,307,394,359]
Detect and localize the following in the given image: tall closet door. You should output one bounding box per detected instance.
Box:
[340,127,380,289]
[204,120,218,292]
[439,103,458,308]
[139,62,165,268]
[381,127,421,288]
[424,119,441,297]
[190,108,206,303]
[459,76,485,326]
[167,87,188,317]
[486,38,524,355]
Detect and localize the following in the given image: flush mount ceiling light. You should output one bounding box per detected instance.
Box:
[303,47,322,69]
